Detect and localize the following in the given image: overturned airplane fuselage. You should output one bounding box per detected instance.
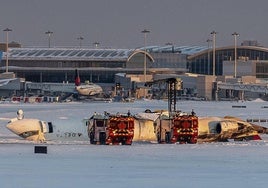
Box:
[6,110,262,143]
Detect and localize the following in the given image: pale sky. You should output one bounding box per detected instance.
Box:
[1,0,268,48]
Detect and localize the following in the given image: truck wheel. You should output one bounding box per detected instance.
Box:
[99,132,106,145]
[125,141,132,145]
[157,133,161,143]
[165,132,171,143]
[89,132,95,144]
[190,136,197,144]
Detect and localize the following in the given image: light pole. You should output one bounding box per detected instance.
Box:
[210,31,217,76]
[77,36,84,48]
[206,39,212,75]
[3,28,12,73]
[232,32,239,78]
[141,29,150,83]
[93,42,100,49]
[45,30,53,48]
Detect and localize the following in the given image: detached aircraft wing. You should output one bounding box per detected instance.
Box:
[197,116,262,142]
[224,116,268,134]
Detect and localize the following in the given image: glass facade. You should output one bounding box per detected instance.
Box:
[188,46,268,77]
[256,62,268,78]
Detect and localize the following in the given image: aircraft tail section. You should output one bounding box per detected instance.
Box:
[75,69,81,86]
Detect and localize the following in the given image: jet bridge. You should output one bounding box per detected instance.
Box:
[217,82,268,93]
[25,82,76,93]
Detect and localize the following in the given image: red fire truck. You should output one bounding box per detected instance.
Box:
[170,113,198,144]
[89,112,134,145]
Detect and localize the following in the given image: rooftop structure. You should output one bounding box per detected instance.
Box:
[141,45,207,55]
[188,45,268,78]
[8,48,138,61]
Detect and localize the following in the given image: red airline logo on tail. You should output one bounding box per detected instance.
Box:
[75,69,81,86]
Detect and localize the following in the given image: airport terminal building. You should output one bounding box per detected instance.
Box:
[0,45,203,98]
[3,44,268,83]
[1,46,197,84]
[188,45,268,78]
[2,44,268,100]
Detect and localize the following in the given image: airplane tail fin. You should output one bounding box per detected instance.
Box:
[252,135,262,140]
[75,69,81,86]
[244,135,262,141]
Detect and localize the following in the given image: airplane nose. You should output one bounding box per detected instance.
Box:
[6,121,20,134]
[7,122,14,131]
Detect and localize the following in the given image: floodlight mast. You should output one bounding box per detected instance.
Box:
[141,29,150,83]
[3,28,12,73]
[206,39,212,75]
[210,31,217,76]
[232,32,239,78]
[45,30,53,48]
[93,42,100,49]
[77,36,84,48]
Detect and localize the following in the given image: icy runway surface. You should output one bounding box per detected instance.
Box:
[1,100,268,188]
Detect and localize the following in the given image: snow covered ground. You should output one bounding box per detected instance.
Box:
[1,100,268,188]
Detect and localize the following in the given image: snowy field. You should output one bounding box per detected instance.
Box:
[1,100,268,188]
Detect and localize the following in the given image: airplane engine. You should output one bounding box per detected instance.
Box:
[199,117,240,141]
[215,121,239,138]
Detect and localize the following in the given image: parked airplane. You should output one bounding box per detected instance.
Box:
[75,69,103,96]
[5,109,264,143]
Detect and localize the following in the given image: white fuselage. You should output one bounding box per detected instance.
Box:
[6,118,89,142]
[6,114,260,143]
[76,83,103,96]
